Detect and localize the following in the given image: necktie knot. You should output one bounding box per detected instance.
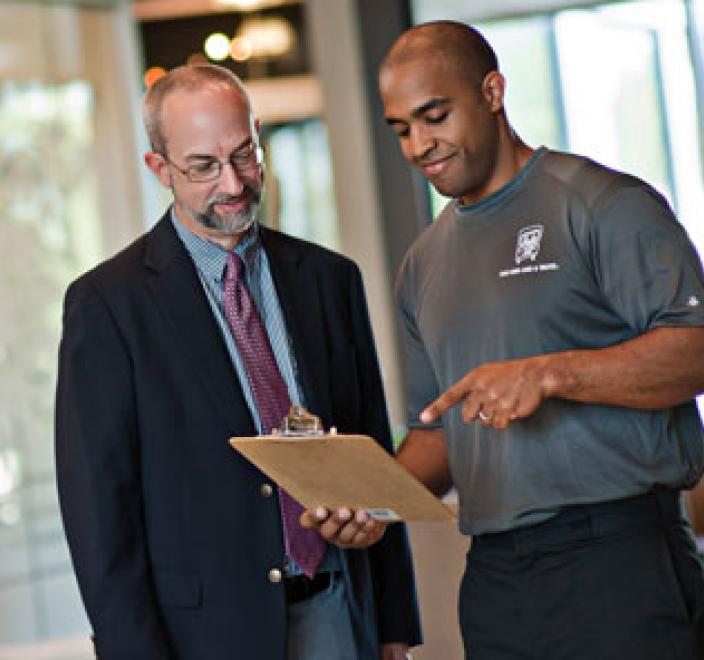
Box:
[226,252,244,283]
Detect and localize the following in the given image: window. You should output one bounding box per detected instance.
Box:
[0,78,95,647]
[263,119,340,250]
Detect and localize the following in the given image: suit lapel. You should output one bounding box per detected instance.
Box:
[144,215,253,432]
[261,228,333,425]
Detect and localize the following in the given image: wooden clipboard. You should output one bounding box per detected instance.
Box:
[229,433,455,522]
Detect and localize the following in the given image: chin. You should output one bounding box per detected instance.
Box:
[430,181,461,201]
[202,204,260,235]
[433,174,486,204]
[216,218,256,235]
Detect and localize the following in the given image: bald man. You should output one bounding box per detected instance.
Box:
[307,21,704,660]
[55,64,420,660]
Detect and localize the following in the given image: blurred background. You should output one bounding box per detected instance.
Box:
[1,0,704,657]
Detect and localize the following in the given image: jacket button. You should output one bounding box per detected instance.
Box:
[260,483,274,497]
[268,568,283,583]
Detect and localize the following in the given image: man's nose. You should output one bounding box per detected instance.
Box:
[408,126,435,162]
[218,161,245,195]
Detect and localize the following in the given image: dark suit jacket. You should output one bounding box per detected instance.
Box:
[55,214,421,660]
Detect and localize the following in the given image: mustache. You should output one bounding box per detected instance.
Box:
[207,187,259,208]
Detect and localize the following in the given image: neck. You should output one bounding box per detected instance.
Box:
[458,117,534,206]
[504,123,534,174]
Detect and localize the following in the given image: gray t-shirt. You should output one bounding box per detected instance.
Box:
[397,147,704,535]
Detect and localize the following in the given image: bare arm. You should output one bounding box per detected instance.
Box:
[397,428,453,497]
[421,326,704,428]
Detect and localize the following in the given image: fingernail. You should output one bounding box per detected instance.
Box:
[315,507,327,520]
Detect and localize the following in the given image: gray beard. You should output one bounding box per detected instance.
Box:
[179,190,261,235]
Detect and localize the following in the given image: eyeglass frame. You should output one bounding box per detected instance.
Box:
[160,141,263,183]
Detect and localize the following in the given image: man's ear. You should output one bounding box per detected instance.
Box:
[482,71,505,113]
[144,151,172,189]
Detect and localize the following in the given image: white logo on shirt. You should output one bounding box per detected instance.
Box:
[515,224,544,265]
[499,223,560,279]
[687,295,701,307]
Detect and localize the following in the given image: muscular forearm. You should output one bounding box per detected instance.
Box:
[397,428,453,497]
[539,326,704,409]
[422,326,704,427]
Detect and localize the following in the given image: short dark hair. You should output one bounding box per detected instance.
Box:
[381,21,499,90]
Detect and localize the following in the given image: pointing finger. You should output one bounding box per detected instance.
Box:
[420,381,470,423]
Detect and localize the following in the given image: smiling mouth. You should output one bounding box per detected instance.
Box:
[420,155,453,177]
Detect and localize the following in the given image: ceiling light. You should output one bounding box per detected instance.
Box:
[216,0,284,11]
[236,16,295,59]
[144,66,167,88]
[230,37,254,62]
[204,32,232,62]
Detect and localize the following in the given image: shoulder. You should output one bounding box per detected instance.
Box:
[67,233,150,301]
[539,149,664,211]
[65,216,177,307]
[260,226,360,276]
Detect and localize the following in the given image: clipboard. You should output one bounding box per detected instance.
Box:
[229,432,456,522]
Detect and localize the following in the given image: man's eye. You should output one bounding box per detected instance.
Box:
[394,126,410,139]
[191,161,218,174]
[232,145,255,163]
[426,111,448,124]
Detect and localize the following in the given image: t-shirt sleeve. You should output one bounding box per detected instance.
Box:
[588,181,704,333]
[395,257,443,430]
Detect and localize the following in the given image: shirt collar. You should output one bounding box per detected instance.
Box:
[170,208,262,282]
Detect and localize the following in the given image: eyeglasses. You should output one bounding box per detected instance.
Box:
[162,142,261,183]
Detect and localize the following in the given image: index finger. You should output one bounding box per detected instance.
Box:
[420,380,470,423]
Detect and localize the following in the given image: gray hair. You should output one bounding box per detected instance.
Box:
[143,64,252,155]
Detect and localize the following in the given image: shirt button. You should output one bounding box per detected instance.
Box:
[268,568,282,583]
[260,483,273,497]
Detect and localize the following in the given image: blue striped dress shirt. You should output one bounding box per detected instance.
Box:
[171,212,340,575]
[171,212,303,432]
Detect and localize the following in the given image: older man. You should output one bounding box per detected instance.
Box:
[56,64,420,660]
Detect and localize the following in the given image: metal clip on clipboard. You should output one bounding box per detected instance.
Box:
[272,405,337,439]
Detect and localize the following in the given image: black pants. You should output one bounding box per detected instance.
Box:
[459,490,704,659]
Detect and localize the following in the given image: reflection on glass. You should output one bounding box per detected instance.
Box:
[479,16,564,149]
[264,119,339,251]
[0,79,101,644]
[554,8,671,201]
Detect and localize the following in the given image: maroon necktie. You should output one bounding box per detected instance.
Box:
[223,251,325,578]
